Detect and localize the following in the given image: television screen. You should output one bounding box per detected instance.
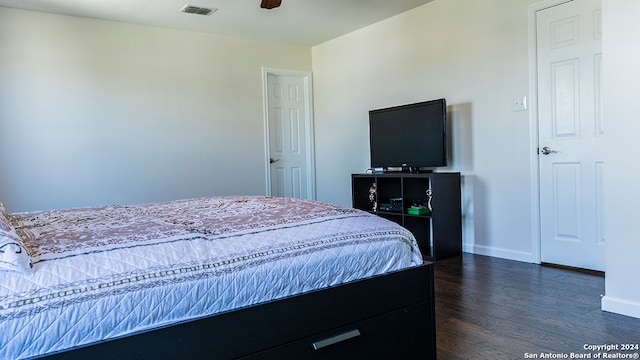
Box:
[369,98,447,170]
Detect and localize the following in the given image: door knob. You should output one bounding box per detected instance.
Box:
[270,158,280,164]
[540,146,558,155]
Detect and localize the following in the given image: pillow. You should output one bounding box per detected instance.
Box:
[0,203,34,272]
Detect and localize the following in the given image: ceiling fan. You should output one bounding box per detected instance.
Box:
[261,0,282,9]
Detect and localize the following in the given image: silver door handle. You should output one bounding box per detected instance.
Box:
[270,158,280,164]
[541,146,558,155]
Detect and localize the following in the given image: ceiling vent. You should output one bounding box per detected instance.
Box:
[180,5,217,16]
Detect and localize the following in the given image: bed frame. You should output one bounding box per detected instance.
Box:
[40,263,435,360]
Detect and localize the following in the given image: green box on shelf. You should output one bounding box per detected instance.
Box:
[407,207,430,216]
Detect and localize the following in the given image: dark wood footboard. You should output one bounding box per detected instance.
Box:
[41,263,436,360]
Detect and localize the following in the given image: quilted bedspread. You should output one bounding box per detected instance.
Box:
[0,196,421,359]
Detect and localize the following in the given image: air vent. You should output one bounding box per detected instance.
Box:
[180,5,217,16]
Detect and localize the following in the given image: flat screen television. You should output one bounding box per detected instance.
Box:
[369,98,447,171]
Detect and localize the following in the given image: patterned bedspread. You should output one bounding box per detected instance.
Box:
[0,196,421,359]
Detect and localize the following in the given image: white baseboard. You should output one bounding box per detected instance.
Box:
[464,244,537,264]
[601,296,640,319]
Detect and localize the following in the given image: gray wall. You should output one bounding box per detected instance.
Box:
[0,8,311,212]
[312,0,536,261]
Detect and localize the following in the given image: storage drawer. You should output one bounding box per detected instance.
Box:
[238,302,435,360]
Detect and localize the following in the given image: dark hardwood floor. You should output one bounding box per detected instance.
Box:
[434,254,640,359]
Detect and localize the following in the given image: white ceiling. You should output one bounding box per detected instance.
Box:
[0,0,434,46]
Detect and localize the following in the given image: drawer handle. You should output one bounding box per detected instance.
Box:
[312,329,361,350]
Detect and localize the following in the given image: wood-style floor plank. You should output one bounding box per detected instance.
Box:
[434,254,640,359]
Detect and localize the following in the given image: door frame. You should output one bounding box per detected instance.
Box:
[527,0,574,265]
[261,67,316,199]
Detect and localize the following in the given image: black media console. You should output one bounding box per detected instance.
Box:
[352,172,462,260]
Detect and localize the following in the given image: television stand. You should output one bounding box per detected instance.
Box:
[352,172,462,260]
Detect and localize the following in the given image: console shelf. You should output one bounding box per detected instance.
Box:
[352,172,462,260]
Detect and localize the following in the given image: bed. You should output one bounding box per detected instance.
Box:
[0,196,436,359]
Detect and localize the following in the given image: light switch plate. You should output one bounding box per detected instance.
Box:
[512,96,527,112]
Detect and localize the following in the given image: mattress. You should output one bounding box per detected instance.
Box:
[0,196,421,359]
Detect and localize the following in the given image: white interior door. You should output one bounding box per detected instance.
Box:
[264,70,315,200]
[537,0,604,271]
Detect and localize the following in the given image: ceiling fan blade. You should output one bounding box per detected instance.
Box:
[260,0,282,9]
